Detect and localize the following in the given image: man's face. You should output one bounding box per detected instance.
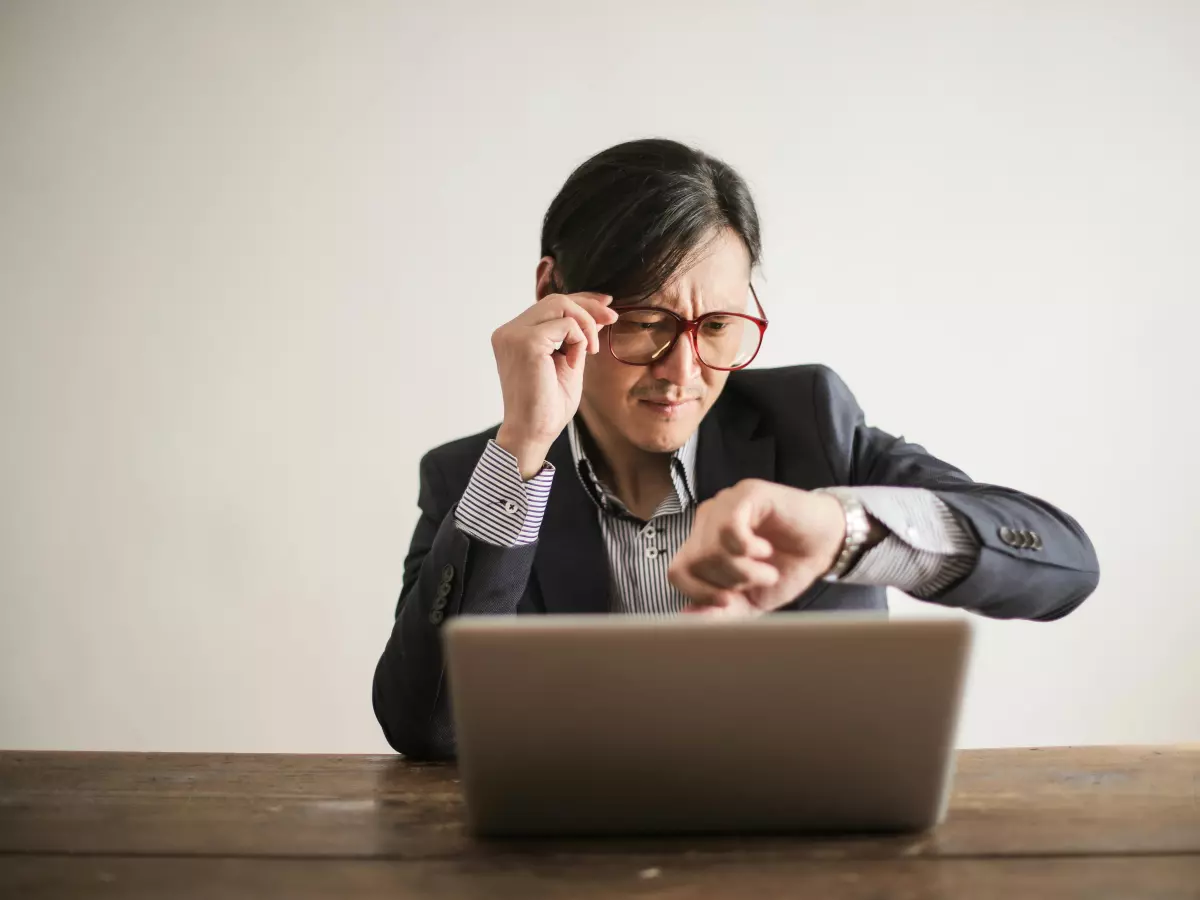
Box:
[579,228,754,455]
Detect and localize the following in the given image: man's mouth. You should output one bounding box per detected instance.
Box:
[637,398,698,416]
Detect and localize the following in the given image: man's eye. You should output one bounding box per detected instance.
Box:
[620,315,665,330]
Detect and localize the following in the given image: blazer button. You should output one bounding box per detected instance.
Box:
[1030,532,1044,551]
[429,609,445,626]
[436,582,452,599]
[432,595,448,612]
[440,564,454,584]
[999,526,1017,547]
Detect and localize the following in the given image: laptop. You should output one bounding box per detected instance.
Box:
[444,612,972,837]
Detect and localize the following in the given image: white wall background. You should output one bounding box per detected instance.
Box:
[1,0,1197,753]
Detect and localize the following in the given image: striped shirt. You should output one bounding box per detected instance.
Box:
[566,419,698,614]
[453,422,977,613]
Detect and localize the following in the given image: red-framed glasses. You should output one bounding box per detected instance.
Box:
[607,285,768,371]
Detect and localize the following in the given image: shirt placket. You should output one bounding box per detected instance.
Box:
[641,519,664,562]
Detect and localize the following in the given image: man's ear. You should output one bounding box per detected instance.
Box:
[535,256,557,301]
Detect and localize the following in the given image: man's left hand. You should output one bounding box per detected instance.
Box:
[668,479,847,617]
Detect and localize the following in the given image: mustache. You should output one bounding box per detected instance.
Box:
[630,386,704,403]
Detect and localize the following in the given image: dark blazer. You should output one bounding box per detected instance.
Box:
[373,365,1099,759]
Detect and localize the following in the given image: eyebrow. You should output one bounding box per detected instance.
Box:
[631,289,748,314]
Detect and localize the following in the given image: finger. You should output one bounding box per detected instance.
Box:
[531,293,614,331]
[669,560,745,607]
[693,555,780,590]
[744,536,774,559]
[719,513,764,556]
[682,601,731,617]
[531,316,587,356]
[569,292,620,326]
[682,596,763,619]
[540,296,603,354]
[723,596,767,619]
[719,498,773,560]
[566,291,613,305]
[560,327,587,371]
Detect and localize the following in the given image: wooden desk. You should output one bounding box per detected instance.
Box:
[1,746,1198,898]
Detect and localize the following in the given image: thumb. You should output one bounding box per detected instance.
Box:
[557,334,587,373]
[725,492,775,559]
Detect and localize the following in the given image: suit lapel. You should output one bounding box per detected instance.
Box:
[694,390,830,611]
[532,390,791,615]
[695,390,777,502]
[532,431,611,614]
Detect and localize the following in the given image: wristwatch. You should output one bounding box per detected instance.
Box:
[818,488,873,582]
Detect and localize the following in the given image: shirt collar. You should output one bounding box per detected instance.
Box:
[567,417,699,518]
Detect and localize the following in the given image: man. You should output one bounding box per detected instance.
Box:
[373,138,1100,760]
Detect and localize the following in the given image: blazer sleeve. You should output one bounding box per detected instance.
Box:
[814,366,1100,620]
[371,447,539,759]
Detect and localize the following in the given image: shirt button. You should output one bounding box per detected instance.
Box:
[644,526,656,539]
[645,547,659,560]
[501,499,519,515]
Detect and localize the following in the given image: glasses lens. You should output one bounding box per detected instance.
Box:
[610,309,678,364]
[696,314,762,369]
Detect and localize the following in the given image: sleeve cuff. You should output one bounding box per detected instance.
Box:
[833,487,979,597]
[453,440,554,547]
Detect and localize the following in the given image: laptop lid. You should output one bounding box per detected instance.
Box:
[445,613,972,836]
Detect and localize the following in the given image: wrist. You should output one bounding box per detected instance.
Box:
[495,425,550,481]
[814,492,849,573]
[818,488,875,581]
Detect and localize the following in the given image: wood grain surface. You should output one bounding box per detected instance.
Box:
[2,746,1198,898]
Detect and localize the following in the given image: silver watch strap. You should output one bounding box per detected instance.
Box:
[820,488,872,582]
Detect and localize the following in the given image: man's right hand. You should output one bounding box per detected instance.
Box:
[491,292,618,479]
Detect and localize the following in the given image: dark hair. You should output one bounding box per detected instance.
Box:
[540,139,761,303]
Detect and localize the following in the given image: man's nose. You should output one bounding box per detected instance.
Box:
[650,331,702,384]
